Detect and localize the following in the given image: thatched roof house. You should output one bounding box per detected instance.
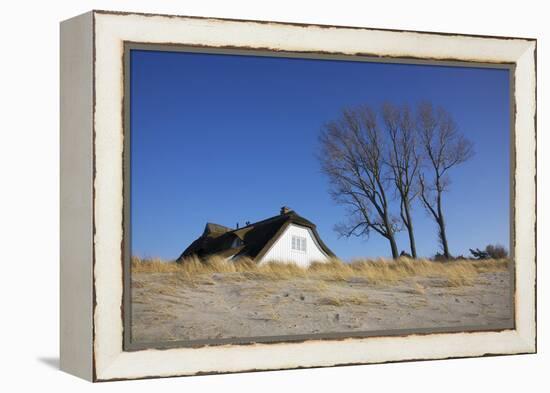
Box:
[178,207,335,267]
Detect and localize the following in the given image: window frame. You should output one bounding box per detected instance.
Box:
[291,235,307,253]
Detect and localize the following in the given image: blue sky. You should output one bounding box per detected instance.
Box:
[130,49,510,260]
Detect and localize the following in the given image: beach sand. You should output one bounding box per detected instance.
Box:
[131,269,513,344]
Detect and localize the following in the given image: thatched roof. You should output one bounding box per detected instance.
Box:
[177,209,335,262]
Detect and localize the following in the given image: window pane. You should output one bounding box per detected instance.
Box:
[292,236,306,251]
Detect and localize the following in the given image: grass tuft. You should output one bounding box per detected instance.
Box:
[317,294,368,306]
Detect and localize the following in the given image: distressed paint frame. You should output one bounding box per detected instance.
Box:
[60,10,536,382]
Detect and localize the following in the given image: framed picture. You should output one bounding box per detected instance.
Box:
[60,10,537,381]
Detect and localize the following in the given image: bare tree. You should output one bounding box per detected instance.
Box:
[319,105,401,258]
[416,102,474,259]
[382,103,421,258]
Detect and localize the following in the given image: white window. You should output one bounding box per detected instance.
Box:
[291,236,307,252]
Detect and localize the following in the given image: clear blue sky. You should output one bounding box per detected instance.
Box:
[130,49,510,260]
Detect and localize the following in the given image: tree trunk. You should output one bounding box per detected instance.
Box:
[388,234,399,259]
[438,220,450,259]
[403,200,417,258]
[436,191,451,259]
[382,205,399,259]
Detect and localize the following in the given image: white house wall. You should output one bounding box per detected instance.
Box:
[259,224,329,267]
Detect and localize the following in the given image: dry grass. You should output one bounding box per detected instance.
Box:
[411,282,426,295]
[317,295,369,306]
[131,257,181,273]
[131,255,509,287]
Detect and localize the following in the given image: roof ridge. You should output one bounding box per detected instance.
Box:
[228,211,297,233]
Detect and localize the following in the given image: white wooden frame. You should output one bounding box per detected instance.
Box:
[60,10,536,382]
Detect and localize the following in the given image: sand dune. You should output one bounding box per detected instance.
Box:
[131,259,512,344]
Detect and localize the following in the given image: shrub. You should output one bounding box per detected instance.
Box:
[432,252,448,262]
[485,244,508,259]
[469,248,489,260]
[470,244,508,260]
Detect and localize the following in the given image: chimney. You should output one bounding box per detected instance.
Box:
[280,206,292,215]
[236,222,239,229]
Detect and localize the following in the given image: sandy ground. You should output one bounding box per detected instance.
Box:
[131,270,513,343]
